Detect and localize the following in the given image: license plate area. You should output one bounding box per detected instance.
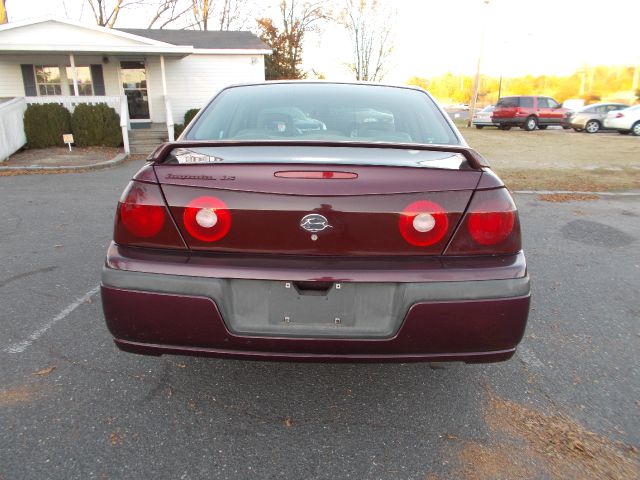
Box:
[268,282,354,327]
[224,279,404,338]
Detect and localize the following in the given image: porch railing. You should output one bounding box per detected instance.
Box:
[0,98,27,162]
[25,95,121,112]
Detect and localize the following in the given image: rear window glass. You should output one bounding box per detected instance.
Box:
[497,97,519,107]
[185,83,460,145]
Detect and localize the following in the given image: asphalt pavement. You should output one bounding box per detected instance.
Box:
[1,161,638,479]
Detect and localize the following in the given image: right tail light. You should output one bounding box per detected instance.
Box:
[445,188,521,255]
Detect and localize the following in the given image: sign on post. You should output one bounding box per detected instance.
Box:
[63,134,74,152]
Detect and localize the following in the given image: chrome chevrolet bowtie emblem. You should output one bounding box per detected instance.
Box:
[300,214,332,232]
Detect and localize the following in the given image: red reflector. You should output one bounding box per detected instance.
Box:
[274,171,358,179]
[398,200,449,247]
[183,196,231,242]
[119,183,165,238]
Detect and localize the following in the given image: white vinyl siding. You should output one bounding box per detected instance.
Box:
[0,59,25,97]
[163,54,265,124]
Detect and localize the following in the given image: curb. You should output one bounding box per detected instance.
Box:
[0,153,129,173]
[513,190,640,197]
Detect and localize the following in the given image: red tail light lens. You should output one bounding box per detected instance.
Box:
[399,200,449,247]
[445,188,521,255]
[182,196,232,242]
[115,181,186,249]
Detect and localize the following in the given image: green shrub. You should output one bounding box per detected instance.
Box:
[23,104,72,148]
[71,103,122,147]
[174,123,185,138]
[183,108,200,126]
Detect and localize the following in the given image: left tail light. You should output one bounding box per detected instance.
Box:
[114,181,187,249]
[445,188,521,255]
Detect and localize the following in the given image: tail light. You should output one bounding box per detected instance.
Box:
[399,200,449,247]
[182,196,232,242]
[445,188,521,255]
[114,181,186,249]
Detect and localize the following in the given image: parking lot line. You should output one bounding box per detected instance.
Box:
[3,285,100,354]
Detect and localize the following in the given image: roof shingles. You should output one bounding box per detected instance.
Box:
[117,29,270,51]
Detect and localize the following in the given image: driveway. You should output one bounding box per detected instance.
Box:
[1,162,638,479]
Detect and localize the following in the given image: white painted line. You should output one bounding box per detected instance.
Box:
[516,346,544,370]
[3,285,100,354]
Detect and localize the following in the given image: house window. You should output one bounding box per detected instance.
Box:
[66,66,93,96]
[35,66,62,96]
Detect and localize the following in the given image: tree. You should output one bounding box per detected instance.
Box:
[340,0,395,82]
[190,0,250,31]
[257,1,328,80]
[148,0,192,29]
[85,0,146,28]
[0,0,8,25]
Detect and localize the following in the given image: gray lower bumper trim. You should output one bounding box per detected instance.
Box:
[102,267,530,339]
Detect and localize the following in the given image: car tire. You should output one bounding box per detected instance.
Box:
[538,125,548,130]
[632,122,640,136]
[523,116,537,131]
[498,125,511,131]
[475,125,484,129]
[573,128,584,132]
[585,120,600,134]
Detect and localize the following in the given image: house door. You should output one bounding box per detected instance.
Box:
[120,61,150,121]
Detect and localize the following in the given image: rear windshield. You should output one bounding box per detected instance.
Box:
[185,83,460,145]
[497,97,519,107]
[496,97,533,108]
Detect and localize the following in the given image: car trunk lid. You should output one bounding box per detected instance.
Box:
[154,145,482,256]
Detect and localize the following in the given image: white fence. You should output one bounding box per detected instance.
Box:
[25,95,121,112]
[0,98,27,162]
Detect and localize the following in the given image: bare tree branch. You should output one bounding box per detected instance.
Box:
[340,0,395,82]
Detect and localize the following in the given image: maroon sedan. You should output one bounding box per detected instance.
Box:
[101,82,530,363]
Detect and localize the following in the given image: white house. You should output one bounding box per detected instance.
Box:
[0,17,270,156]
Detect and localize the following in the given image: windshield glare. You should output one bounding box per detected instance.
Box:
[185,83,460,145]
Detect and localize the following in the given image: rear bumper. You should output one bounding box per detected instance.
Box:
[101,245,531,363]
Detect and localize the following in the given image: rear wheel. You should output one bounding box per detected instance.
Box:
[538,125,548,130]
[523,116,537,131]
[475,125,484,129]
[585,120,600,134]
[498,125,512,131]
[632,122,640,136]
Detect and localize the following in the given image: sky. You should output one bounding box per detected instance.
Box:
[4,0,640,82]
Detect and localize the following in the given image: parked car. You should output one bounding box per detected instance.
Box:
[603,104,640,136]
[101,82,530,364]
[564,103,628,133]
[492,96,570,131]
[472,105,497,129]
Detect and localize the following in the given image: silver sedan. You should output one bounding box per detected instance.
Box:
[567,103,628,133]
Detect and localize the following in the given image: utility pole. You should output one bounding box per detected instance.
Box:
[467,0,491,127]
[0,0,8,24]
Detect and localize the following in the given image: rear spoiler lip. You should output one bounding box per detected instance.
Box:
[147,140,490,170]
